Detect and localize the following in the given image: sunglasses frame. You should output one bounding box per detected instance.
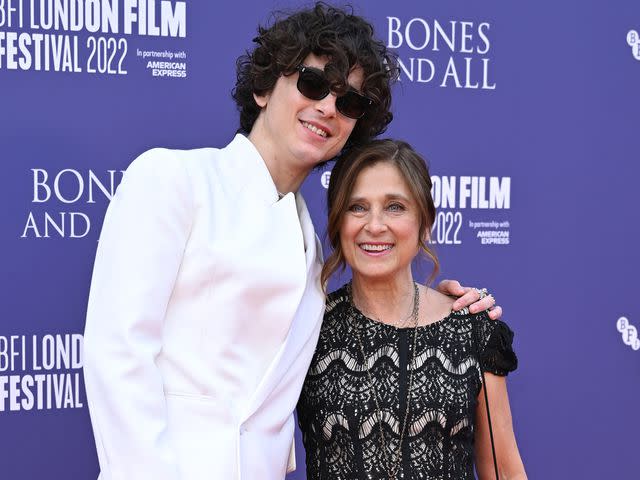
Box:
[295,65,373,120]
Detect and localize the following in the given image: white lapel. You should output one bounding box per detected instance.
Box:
[239,192,324,421]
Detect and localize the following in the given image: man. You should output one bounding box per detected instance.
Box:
[83,4,498,480]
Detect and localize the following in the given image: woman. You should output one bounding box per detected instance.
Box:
[298,139,526,479]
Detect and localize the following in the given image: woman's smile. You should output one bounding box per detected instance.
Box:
[358,242,395,256]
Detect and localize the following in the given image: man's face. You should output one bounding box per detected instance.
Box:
[252,53,364,172]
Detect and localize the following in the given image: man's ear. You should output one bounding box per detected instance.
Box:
[253,91,269,108]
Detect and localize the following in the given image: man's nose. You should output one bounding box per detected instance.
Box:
[314,92,337,117]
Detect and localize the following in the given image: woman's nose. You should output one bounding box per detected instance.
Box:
[364,211,387,234]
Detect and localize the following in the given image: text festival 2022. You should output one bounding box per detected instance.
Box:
[0,0,186,74]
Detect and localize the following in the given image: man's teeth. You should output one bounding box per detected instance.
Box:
[360,244,393,252]
[302,121,328,137]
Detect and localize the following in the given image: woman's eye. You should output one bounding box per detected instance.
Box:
[348,204,366,213]
[387,203,405,212]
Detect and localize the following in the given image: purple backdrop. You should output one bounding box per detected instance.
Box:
[1,1,639,479]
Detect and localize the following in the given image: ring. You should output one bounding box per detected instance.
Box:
[475,288,488,300]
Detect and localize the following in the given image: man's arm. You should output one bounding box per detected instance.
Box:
[83,149,193,480]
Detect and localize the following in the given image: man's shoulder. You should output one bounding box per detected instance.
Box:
[127,146,218,173]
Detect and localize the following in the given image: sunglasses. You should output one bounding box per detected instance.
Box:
[296,65,373,120]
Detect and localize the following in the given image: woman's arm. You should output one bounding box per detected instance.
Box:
[474,373,527,480]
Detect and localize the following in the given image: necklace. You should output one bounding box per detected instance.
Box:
[349,281,421,480]
[355,287,417,328]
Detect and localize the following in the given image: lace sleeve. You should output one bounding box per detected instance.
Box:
[475,315,518,376]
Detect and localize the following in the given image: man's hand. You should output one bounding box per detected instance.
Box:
[437,279,502,320]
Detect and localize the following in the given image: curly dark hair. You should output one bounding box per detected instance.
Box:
[232,2,398,149]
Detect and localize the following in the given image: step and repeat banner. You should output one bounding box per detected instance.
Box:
[1,1,638,479]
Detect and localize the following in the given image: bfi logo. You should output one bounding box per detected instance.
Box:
[321,171,331,189]
[617,316,640,351]
[627,30,640,60]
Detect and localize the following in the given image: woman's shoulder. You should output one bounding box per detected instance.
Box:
[314,284,354,351]
[325,283,351,318]
[425,287,456,314]
[449,307,512,339]
[457,310,518,376]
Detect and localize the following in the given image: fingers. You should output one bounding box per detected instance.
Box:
[469,293,496,313]
[437,279,466,297]
[452,289,502,319]
[487,305,503,320]
[451,287,481,311]
[447,283,503,320]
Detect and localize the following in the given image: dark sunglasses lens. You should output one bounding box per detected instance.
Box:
[336,91,370,119]
[298,69,329,100]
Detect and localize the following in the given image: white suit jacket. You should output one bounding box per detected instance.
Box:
[83,134,325,480]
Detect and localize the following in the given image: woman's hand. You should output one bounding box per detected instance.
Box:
[436,279,502,320]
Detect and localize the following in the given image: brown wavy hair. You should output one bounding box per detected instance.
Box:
[232,2,398,150]
[321,139,439,289]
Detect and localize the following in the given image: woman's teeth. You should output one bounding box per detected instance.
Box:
[360,244,392,252]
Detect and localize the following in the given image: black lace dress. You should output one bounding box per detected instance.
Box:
[297,284,518,480]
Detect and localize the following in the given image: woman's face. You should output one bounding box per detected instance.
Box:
[339,161,422,283]
[252,53,362,172]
